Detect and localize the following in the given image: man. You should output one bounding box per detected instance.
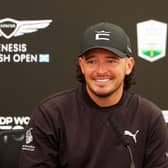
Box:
[19,22,168,168]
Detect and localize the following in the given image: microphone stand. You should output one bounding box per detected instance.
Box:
[108,117,135,168]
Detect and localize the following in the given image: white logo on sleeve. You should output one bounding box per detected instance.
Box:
[95,30,110,40]
[165,152,168,158]
[124,130,139,143]
[26,128,33,144]
[22,127,36,151]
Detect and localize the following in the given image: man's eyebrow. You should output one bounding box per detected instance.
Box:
[82,53,120,60]
[83,55,94,60]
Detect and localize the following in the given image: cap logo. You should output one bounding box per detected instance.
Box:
[95,30,110,41]
[127,45,132,53]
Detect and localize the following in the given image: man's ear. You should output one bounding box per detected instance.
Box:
[79,57,85,74]
[126,57,135,75]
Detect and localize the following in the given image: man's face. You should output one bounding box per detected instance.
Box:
[79,49,135,99]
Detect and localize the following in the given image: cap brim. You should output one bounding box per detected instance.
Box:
[80,46,127,57]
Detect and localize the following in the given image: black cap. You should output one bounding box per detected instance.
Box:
[80,22,133,57]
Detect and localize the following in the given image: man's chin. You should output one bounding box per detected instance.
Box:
[87,85,114,98]
[93,91,113,98]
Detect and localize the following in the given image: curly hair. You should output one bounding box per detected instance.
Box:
[76,62,136,91]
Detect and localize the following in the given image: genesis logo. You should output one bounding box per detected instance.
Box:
[0,18,52,63]
[0,18,52,39]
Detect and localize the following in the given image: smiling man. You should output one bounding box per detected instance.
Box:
[20,22,168,168]
[79,48,134,106]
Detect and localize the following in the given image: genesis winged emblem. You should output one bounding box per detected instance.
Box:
[0,18,52,39]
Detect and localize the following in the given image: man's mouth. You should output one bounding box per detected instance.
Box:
[95,79,110,83]
[96,79,110,82]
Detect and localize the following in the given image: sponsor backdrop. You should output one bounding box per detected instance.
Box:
[0,0,168,167]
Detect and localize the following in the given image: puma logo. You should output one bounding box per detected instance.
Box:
[124,130,139,143]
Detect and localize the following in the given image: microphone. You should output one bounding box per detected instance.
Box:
[108,117,135,168]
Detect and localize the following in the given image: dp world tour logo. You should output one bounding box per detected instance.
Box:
[0,18,52,39]
[137,20,167,62]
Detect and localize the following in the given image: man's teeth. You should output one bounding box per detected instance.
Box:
[96,79,109,82]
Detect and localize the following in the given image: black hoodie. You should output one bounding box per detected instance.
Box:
[19,85,168,168]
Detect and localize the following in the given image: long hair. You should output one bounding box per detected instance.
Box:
[76,62,136,91]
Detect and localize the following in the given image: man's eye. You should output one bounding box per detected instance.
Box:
[107,59,115,63]
[86,60,95,64]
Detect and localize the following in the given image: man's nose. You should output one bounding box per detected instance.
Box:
[96,63,107,74]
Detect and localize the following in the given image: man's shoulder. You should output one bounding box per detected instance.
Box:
[40,87,79,106]
[128,91,162,117]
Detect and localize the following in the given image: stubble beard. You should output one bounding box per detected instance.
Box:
[87,82,123,98]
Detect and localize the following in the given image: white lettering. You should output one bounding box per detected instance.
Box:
[13,54,38,63]
[0,43,27,52]
[0,54,10,62]
[14,117,30,125]
[0,117,13,125]
[0,125,12,130]
[0,24,16,28]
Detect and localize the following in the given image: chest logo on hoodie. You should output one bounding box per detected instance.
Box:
[124,130,139,143]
